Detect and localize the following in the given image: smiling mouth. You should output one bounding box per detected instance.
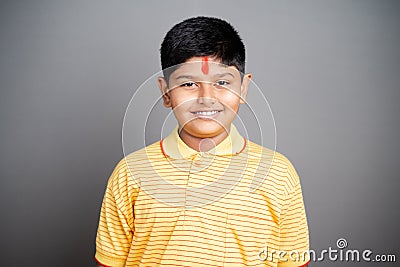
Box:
[191,110,222,118]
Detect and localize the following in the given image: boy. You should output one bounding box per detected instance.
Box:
[95,16,310,267]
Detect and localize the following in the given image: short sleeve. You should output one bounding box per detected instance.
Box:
[95,159,139,267]
[277,161,310,267]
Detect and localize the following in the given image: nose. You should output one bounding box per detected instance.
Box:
[197,82,216,105]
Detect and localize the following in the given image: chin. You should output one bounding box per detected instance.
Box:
[185,121,227,139]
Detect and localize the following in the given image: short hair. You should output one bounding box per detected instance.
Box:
[160,16,246,82]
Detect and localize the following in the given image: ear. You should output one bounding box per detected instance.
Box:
[157,77,172,108]
[240,73,252,104]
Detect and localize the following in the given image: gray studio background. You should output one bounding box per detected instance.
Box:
[1,1,399,266]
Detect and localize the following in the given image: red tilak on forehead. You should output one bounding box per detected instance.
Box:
[201,56,209,75]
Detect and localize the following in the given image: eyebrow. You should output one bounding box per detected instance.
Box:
[174,72,235,81]
[216,72,235,79]
[175,75,195,81]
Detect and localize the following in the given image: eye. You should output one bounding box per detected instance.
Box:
[180,82,198,88]
[216,80,229,86]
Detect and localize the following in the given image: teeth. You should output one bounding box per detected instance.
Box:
[194,110,219,116]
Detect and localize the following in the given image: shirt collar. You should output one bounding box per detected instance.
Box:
[160,124,246,159]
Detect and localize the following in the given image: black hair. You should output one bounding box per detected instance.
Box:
[160,16,246,82]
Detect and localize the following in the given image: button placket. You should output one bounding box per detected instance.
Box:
[183,152,212,225]
[182,153,197,225]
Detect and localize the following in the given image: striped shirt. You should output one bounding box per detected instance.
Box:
[95,124,310,267]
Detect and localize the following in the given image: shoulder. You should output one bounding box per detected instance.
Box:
[124,140,163,162]
[107,141,164,188]
[246,140,300,194]
[246,140,294,168]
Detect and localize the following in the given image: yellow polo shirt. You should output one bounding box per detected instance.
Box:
[95,124,310,267]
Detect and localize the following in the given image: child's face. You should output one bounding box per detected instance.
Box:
[158,56,252,139]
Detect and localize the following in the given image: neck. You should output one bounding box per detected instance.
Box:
[178,126,231,152]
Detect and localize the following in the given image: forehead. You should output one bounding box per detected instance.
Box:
[169,56,240,80]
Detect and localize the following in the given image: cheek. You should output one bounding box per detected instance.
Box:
[220,92,241,112]
[170,95,196,119]
[170,91,192,109]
